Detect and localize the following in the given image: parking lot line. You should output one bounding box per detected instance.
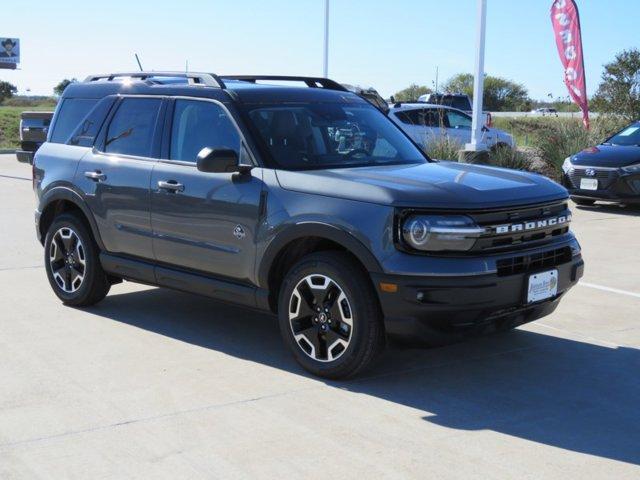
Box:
[579,281,640,299]
[0,174,30,181]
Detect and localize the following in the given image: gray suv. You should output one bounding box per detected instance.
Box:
[33,72,584,378]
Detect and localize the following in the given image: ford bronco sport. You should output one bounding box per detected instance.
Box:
[33,72,584,379]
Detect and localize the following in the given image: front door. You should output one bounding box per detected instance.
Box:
[150,98,263,283]
[75,97,163,260]
[444,109,473,147]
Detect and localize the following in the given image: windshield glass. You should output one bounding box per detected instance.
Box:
[605,124,640,146]
[244,103,427,170]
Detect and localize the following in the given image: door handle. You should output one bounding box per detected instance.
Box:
[84,170,106,182]
[157,180,184,192]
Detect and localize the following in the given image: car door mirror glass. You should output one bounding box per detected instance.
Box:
[196,147,241,173]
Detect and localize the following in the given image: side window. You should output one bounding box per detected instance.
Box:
[50,98,98,144]
[398,109,446,128]
[69,97,117,147]
[104,98,162,157]
[170,100,241,162]
[447,111,472,129]
[393,111,412,125]
[422,109,447,128]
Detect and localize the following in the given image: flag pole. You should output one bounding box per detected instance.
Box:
[466,0,488,152]
[323,0,330,77]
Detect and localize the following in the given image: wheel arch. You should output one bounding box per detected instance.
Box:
[258,223,383,313]
[38,187,104,250]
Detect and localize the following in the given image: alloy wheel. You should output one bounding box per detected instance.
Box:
[288,274,353,362]
[49,227,86,293]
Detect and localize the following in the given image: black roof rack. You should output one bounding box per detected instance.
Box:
[220,75,348,92]
[83,71,226,88]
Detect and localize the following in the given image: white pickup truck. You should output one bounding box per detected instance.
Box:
[388,103,514,151]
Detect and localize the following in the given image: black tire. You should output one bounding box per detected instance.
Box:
[44,213,110,306]
[278,251,385,379]
[572,198,596,206]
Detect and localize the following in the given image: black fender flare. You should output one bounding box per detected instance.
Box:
[38,186,105,250]
[257,222,383,288]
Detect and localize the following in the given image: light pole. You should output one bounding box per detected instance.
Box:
[323,0,330,77]
[465,0,488,153]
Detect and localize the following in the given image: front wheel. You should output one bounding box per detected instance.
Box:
[278,252,385,379]
[44,213,110,306]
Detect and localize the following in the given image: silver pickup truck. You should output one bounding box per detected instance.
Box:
[16,111,54,164]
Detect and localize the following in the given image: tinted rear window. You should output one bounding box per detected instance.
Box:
[50,98,98,144]
[21,118,51,129]
[104,98,162,157]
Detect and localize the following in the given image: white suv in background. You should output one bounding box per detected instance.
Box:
[389,103,515,151]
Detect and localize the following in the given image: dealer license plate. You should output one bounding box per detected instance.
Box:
[527,270,558,304]
[580,178,598,190]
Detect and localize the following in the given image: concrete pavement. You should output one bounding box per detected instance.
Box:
[0,154,638,479]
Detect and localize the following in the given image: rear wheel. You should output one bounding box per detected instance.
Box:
[44,213,110,306]
[572,198,596,206]
[278,252,385,379]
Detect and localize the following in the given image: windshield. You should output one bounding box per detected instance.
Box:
[244,103,427,170]
[605,124,640,146]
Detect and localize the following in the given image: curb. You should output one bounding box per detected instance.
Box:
[0,149,16,154]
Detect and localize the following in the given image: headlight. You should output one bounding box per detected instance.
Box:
[562,157,573,174]
[401,215,485,252]
[621,163,640,173]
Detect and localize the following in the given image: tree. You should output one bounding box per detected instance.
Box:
[392,84,432,102]
[443,73,474,97]
[592,48,640,121]
[0,81,17,104]
[54,78,77,96]
[443,73,530,111]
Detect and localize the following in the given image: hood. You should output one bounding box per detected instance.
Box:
[571,144,640,168]
[276,162,567,209]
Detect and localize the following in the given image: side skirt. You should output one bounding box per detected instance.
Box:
[100,253,271,311]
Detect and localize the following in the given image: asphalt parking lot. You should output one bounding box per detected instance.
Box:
[0,153,638,479]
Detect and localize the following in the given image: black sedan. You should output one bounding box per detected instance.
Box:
[563,121,640,205]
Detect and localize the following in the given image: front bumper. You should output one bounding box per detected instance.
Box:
[563,169,640,204]
[372,252,584,342]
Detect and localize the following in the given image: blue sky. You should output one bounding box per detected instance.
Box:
[2,0,637,100]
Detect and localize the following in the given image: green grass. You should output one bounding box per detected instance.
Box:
[0,102,56,150]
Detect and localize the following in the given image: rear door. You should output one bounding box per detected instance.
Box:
[150,98,263,283]
[75,96,164,260]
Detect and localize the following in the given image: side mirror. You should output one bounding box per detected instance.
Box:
[196,147,246,173]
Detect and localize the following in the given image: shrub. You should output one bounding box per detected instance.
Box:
[491,116,628,175]
[421,134,460,161]
[486,146,529,171]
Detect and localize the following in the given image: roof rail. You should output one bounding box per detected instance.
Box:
[83,71,226,88]
[220,75,348,92]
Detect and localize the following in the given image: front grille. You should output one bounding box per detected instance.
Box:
[568,167,619,189]
[496,247,572,277]
[468,201,571,252]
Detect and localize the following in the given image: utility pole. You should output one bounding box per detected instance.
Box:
[465,0,488,152]
[323,0,330,77]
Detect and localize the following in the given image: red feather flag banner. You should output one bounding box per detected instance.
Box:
[550,0,589,129]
